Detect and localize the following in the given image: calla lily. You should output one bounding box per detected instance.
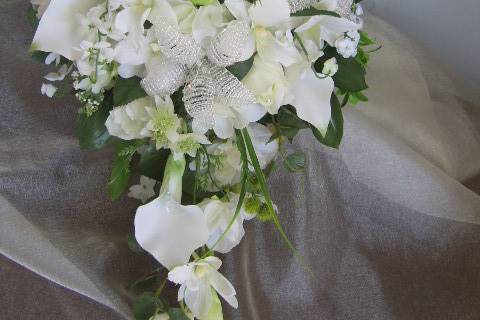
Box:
[134,154,209,270]
[31,0,102,60]
[168,256,238,319]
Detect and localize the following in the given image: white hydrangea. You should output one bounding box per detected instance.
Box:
[335,30,360,58]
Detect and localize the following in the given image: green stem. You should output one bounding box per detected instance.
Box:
[241,128,314,276]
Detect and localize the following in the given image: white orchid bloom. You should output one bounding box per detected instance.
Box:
[128,176,157,203]
[169,132,211,160]
[296,15,360,47]
[242,55,288,114]
[211,100,266,139]
[200,193,254,254]
[168,256,238,319]
[31,0,102,60]
[254,27,303,68]
[285,60,334,136]
[44,64,72,81]
[248,0,290,28]
[192,3,230,46]
[247,123,279,168]
[135,154,209,270]
[40,83,57,98]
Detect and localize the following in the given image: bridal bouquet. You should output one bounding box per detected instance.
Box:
[28,0,376,318]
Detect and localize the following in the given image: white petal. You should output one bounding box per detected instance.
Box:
[225,0,250,21]
[134,195,209,270]
[289,69,334,136]
[213,116,235,139]
[118,63,145,78]
[31,0,102,60]
[248,0,290,28]
[184,281,213,319]
[255,28,302,67]
[208,269,238,308]
[40,83,57,97]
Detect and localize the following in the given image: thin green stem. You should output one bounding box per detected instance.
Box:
[241,128,314,276]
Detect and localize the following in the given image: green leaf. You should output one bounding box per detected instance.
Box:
[76,96,114,150]
[133,293,163,320]
[108,140,143,201]
[30,51,49,64]
[227,56,254,81]
[127,234,146,255]
[315,47,368,92]
[26,6,39,30]
[127,272,159,291]
[284,151,306,173]
[113,77,147,107]
[292,8,340,17]
[274,106,308,142]
[134,145,170,180]
[311,94,343,149]
[168,308,190,320]
[359,31,376,46]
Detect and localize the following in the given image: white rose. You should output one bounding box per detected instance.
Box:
[105,96,156,140]
[322,57,338,76]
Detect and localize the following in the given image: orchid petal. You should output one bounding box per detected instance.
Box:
[289,69,334,136]
[248,0,290,28]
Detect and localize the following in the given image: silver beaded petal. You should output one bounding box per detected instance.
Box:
[141,60,188,97]
[154,20,203,67]
[210,64,256,107]
[206,21,254,67]
[288,0,316,13]
[183,64,216,131]
[336,0,357,22]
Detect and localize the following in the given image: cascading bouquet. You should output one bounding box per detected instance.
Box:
[28,0,377,318]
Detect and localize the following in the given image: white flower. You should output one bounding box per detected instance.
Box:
[169,132,211,160]
[105,96,156,140]
[248,0,290,28]
[41,83,57,98]
[322,57,338,77]
[335,30,360,58]
[247,123,279,169]
[31,0,101,60]
[242,55,288,114]
[168,256,238,319]
[146,96,183,150]
[295,15,360,48]
[210,100,266,139]
[44,64,72,81]
[192,3,230,46]
[45,52,61,65]
[31,0,51,18]
[200,194,255,254]
[285,60,334,136]
[135,155,209,270]
[193,123,278,190]
[128,176,157,203]
[254,27,303,68]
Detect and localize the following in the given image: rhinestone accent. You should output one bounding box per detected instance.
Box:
[210,64,256,107]
[141,60,188,97]
[206,21,253,67]
[288,0,316,13]
[154,20,203,67]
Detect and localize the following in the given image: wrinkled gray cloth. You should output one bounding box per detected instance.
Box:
[1,1,480,319]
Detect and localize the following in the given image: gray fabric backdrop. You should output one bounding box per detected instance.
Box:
[1,1,480,319]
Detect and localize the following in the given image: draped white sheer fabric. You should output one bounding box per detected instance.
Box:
[1,2,479,319]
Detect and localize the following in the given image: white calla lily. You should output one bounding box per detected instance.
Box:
[31,0,102,60]
[134,155,209,270]
[168,256,238,319]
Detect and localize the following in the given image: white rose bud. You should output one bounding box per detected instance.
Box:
[322,57,339,77]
